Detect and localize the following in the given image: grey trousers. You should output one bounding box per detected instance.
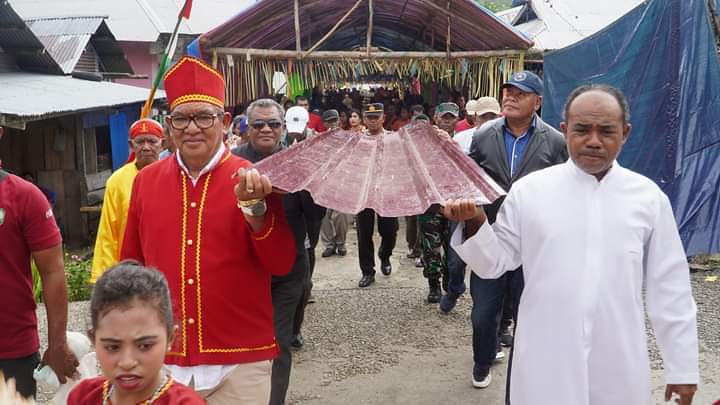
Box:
[320,209,349,248]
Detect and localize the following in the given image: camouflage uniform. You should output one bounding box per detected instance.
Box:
[419,205,450,287]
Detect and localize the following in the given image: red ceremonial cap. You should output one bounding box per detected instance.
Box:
[129,118,164,139]
[163,56,225,110]
[126,118,164,163]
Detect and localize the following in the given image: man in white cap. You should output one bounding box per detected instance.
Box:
[454,97,502,154]
[282,106,326,352]
[283,106,314,146]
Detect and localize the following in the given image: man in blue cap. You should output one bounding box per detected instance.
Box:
[465,71,568,388]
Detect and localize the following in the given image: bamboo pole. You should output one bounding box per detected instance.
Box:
[446,1,451,59]
[213,47,526,59]
[366,0,373,57]
[294,0,301,54]
[303,0,364,58]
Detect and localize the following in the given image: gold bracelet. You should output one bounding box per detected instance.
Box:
[237,198,263,208]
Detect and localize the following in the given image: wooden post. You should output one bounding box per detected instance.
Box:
[446,1,451,59]
[366,0,373,57]
[304,0,364,58]
[294,0,302,54]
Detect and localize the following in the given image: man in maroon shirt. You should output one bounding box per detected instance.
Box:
[0,126,78,398]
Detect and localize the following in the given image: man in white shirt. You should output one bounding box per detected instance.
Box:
[443,84,699,405]
[453,97,502,154]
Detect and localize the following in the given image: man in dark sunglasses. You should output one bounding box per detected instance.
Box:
[232,98,324,405]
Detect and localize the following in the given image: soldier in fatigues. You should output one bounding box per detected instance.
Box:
[419,102,461,303]
[419,206,450,302]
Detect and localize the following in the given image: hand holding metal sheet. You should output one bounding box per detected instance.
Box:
[234,168,272,202]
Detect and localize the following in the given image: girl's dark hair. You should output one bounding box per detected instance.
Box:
[563,84,630,124]
[350,108,361,117]
[90,260,174,337]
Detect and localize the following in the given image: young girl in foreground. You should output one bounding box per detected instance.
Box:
[68,262,204,404]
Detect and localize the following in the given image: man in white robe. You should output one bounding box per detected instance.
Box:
[444,85,698,405]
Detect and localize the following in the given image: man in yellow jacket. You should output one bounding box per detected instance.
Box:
[90,118,164,282]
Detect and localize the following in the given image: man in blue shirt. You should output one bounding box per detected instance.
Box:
[466,71,568,389]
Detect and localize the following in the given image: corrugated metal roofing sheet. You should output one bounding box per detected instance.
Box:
[0,1,62,73]
[202,0,533,52]
[515,0,646,50]
[0,72,165,120]
[23,16,133,74]
[9,0,255,42]
[254,124,506,216]
[25,17,104,73]
[497,5,525,25]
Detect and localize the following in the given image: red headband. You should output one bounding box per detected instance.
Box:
[129,119,164,139]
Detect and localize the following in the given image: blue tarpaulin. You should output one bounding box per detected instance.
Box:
[543,0,720,256]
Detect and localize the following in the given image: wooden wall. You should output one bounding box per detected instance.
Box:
[0,115,88,245]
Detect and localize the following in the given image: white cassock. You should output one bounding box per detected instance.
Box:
[451,160,699,405]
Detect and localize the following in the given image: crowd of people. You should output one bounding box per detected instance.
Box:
[0,55,701,405]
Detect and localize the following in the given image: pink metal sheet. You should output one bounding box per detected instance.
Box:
[254,122,505,216]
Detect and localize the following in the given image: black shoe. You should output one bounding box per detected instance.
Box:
[358,274,375,287]
[321,247,336,258]
[472,365,491,388]
[336,247,347,256]
[500,331,514,347]
[380,259,392,275]
[427,279,442,303]
[291,333,304,349]
[439,291,460,313]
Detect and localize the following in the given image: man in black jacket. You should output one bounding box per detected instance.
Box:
[467,71,568,389]
[232,98,323,405]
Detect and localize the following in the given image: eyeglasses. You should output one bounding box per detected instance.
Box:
[251,119,283,130]
[169,113,223,130]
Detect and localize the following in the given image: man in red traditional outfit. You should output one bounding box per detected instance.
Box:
[121,56,295,404]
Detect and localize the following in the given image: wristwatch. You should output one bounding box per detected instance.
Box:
[237,198,267,217]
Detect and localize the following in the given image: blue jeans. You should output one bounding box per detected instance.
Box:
[470,269,524,375]
[446,221,467,295]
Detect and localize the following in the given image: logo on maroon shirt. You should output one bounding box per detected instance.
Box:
[0,208,4,225]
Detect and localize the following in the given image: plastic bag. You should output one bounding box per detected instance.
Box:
[32,331,99,404]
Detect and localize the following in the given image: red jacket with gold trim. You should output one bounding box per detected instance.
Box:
[121,151,295,366]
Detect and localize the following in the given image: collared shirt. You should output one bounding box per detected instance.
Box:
[0,171,61,358]
[166,364,238,391]
[170,142,237,390]
[176,143,226,186]
[502,115,537,176]
[451,160,698,404]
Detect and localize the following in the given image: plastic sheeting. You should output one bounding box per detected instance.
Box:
[542,0,720,255]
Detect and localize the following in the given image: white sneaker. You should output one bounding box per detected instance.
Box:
[472,371,492,388]
[495,350,505,361]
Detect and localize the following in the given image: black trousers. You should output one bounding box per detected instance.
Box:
[270,257,308,405]
[292,219,322,337]
[0,352,40,399]
[356,208,399,275]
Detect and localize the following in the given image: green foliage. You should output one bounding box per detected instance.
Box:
[31,261,43,303]
[32,253,92,303]
[65,255,92,302]
[476,0,514,13]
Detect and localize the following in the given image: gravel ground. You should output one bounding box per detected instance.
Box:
[34,227,720,404]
